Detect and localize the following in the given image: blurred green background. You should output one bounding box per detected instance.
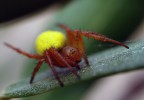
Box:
[0,0,144,100]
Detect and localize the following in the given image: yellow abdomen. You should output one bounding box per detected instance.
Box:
[35,31,66,55]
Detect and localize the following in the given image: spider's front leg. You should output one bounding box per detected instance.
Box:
[48,48,80,79]
[45,50,64,87]
[77,31,129,49]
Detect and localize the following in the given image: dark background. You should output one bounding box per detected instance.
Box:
[0,0,68,23]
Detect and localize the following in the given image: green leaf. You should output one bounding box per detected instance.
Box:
[0,40,144,99]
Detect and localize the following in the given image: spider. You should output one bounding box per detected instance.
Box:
[4,24,129,87]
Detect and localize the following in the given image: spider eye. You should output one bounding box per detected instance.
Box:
[70,49,76,54]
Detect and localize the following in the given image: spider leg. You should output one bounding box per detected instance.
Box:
[4,42,42,60]
[30,59,44,84]
[58,24,77,46]
[48,48,80,79]
[45,50,64,87]
[58,24,89,65]
[65,58,81,70]
[78,31,129,49]
[83,56,89,65]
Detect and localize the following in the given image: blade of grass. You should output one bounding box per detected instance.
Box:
[0,40,144,99]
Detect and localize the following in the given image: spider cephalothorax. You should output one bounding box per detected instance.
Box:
[4,24,129,87]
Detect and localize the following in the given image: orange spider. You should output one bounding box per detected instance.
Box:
[4,24,129,87]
